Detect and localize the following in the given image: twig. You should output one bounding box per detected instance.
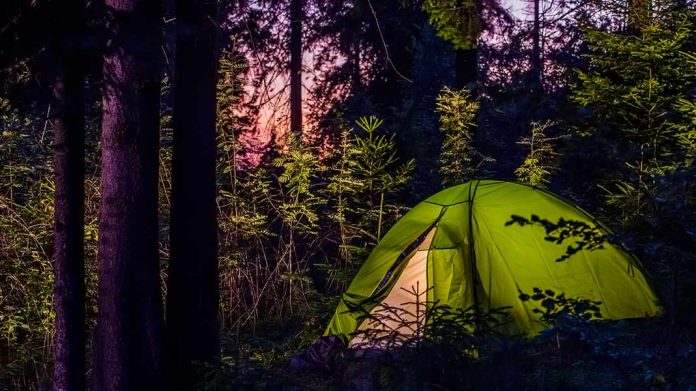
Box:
[366,0,413,83]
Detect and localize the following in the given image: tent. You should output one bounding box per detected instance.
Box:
[325,180,661,346]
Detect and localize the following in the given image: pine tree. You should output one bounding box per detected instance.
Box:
[435,87,492,186]
[320,117,413,287]
[515,121,560,188]
[571,0,696,337]
[571,0,696,223]
[166,0,219,388]
[290,0,304,134]
[91,0,165,388]
[51,0,86,389]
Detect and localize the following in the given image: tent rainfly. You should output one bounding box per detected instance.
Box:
[325,180,661,346]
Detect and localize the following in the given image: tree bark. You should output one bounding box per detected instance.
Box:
[453,0,478,91]
[91,0,164,389]
[351,36,361,92]
[531,0,543,91]
[166,0,219,388]
[289,0,303,134]
[52,0,86,388]
[455,49,477,91]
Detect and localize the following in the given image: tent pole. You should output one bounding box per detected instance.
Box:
[468,180,482,329]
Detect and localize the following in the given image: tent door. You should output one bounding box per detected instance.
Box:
[349,226,438,348]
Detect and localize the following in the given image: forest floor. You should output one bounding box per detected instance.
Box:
[203,316,696,390]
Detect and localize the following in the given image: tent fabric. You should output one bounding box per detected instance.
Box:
[325,180,662,343]
[349,226,437,348]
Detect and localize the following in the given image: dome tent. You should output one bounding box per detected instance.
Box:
[325,180,661,345]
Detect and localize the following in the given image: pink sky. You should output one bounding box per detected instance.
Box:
[242,0,530,158]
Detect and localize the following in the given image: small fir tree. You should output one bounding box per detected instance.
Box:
[435,87,492,186]
[322,116,414,288]
[515,120,561,188]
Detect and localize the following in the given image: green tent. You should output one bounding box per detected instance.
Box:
[325,180,661,345]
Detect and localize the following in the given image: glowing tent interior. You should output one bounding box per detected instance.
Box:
[324,180,662,346]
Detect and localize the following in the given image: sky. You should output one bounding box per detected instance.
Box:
[244,0,532,158]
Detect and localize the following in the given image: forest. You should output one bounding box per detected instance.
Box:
[0,0,695,389]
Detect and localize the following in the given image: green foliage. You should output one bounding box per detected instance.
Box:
[639,167,696,322]
[197,319,329,390]
[343,287,511,389]
[269,136,325,314]
[571,3,696,223]
[272,135,325,234]
[435,87,492,186]
[573,7,696,145]
[422,0,480,50]
[569,2,696,347]
[217,46,245,130]
[214,50,315,325]
[216,47,269,246]
[672,97,696,165]
[349,289,510,351]
[322,128,369,287]
[2,1,696,388]
[0,97,55,389]
[321,117,414,288]
[351,116,414,240]
[215,113,413,326]
[515,120,561,188]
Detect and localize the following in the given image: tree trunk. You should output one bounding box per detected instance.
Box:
[453,0,478,92]
[351,37,361,92]
[166,0,219,388]
[454,49,477,91]
[52,0,86,388]
[91,0,164,389]
[531,0,543,91]
[289,0,303,134]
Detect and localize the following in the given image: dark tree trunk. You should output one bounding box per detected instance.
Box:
[454,49,477,91]
[52,0,86,388]
[453,0,478,91]
[351,37,361,92]
[91,0,164,389]
[531,0,543,91]
[166,0,219,388]
[289,0,303,134]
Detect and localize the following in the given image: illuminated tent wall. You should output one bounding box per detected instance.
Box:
[325,180,661,346]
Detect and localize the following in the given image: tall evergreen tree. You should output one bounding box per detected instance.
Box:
[422,0,511,90]
[166,0,220,388]
[290,0,304,134]
[422,0,480,89]
[91,0,165,388]
[531,0,543,90]
[455,47,478,89]
[571,0,696,209]
[0,0,52,73]
[628,0,651,29]
[51,0,86,389]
